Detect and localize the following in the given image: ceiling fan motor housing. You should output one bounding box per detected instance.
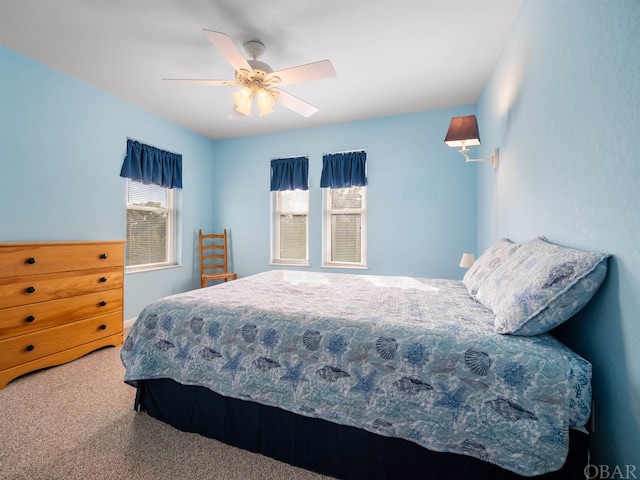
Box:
[248,59,273,76]
[235,62,275,85]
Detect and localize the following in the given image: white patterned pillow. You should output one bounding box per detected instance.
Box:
[463,238,520,299]
[475,236,609,336]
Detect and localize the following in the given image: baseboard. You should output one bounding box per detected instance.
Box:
[124,317,137,329]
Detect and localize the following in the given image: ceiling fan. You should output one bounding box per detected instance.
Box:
[164,30,337,118]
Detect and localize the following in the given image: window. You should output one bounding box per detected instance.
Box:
[323,186,367,267]
[125,178,176,271]
[272,189,309,265]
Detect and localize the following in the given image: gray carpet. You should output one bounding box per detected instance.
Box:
[0,342,333,480]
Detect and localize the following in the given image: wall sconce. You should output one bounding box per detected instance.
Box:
[459,252,475,269]
[444,115,499,169]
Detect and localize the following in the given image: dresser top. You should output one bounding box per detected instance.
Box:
[0,241,125,247]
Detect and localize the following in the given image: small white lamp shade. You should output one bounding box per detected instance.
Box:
[459,253,475,269]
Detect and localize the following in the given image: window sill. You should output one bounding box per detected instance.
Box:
[125,263,183,275]
[269,261,310,267]
[322,263,368,270]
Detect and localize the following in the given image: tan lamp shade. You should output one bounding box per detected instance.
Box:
[459,253,475,269]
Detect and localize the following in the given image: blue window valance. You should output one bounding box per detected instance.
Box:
[320,151,367,188]
[270,156,309,191]
[120,139,182,189]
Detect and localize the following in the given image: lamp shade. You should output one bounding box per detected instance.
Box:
[459,252,475,269]
[232,87,254,116]
[445,115,481,147]
[257,88,275,116]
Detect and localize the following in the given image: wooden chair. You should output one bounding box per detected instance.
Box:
[199,229,237,288]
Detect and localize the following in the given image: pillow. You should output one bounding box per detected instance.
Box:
[463,238,520,299]
[475,236,609,336]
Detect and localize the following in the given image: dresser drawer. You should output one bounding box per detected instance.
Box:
[0,267,123,309]
[0,242,124,279]
[0,311,122,371]
[0,289,123,339]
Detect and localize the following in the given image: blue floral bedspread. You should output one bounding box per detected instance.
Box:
[121,270,591,476]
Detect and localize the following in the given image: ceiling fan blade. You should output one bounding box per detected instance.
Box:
[162,79,234,86]
[273,89,318,117]
[202,30,253,74]
[271,60,336,86]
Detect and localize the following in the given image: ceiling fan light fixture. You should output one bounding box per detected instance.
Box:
[232,86,254,116]
[234,102,253,117]
[231,86,252,108]
[257,88,275,116]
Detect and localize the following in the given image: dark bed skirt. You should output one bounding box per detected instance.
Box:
[134,378,589,480]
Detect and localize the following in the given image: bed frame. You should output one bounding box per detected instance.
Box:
[134,378,589,480]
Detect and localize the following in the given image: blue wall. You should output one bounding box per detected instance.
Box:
[2,0,637,469]
[211,108,478,280]
[0,45,478,318]
[477,0,640,469]
[0,46,219,319]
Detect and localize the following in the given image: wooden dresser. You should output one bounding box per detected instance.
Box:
[0,241,125,389]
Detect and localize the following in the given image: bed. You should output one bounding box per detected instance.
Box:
[121,236,609,479]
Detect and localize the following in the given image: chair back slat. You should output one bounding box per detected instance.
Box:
[199,229,237,287]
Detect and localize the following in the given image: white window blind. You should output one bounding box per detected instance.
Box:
[273,189,309,264]
[125,179,175,269]
[324,186,367,267]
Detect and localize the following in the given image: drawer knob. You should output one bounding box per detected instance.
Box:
[25,315,35,323]
[99,324,107,330]
[100,253,108,260]
[99,276,108,283]
[26,257,36,264]
[26,345,35,352]
[26,286,36,294]
[99,301,107,307]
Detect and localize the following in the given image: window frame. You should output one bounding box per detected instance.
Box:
[125,178,177,273]
[322,185,368,269]
[271,189,310,266]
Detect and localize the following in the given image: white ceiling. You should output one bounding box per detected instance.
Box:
[0,0,523,141]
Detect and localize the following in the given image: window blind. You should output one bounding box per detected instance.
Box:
[125,179,172,267]
[279,214,307,260]
[330,213,361,262]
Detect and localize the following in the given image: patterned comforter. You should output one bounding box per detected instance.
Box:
[121,270,591,476]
